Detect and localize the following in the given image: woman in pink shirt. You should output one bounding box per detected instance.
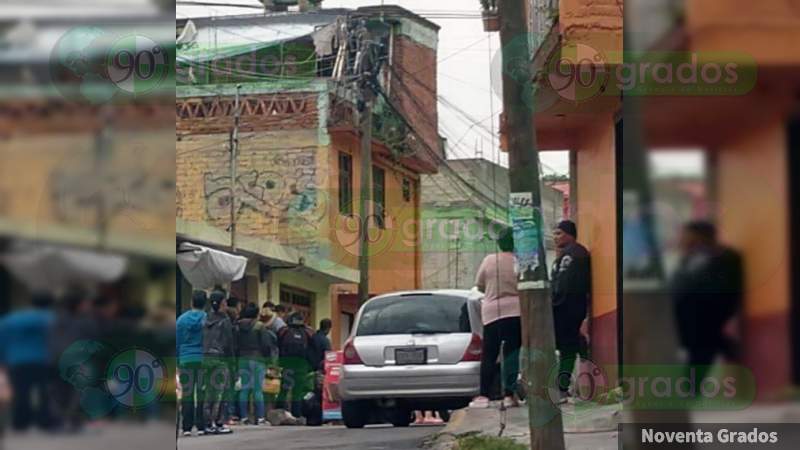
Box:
[469,228,522,409]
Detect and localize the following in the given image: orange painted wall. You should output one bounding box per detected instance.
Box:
[686,0,800,66]
[716,120,789,318]
[715,115,792,395]
[328,132,421,295]
[574,114,618,318]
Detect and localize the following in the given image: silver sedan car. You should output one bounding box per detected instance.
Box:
[338,289,483,428]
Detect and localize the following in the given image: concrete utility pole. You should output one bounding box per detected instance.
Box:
[497,1,565,449]
[356,23,374,306]
[230,84,241,253]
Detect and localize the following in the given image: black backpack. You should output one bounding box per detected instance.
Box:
[279,325,309,358]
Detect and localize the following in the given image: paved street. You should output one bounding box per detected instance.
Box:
[178,424,445,450]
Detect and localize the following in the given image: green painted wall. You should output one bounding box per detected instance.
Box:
[269,269,331,326]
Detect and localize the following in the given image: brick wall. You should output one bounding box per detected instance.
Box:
[176,92,319,135]
[391,35,440,165]
[176,130,329,254]
[0,129,175,241]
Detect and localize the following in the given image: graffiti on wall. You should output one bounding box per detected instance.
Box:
[49,145,175,233]
[203,148,324,244]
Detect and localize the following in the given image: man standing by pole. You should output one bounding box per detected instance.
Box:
[551,220,591,402]
[498,1,565,448]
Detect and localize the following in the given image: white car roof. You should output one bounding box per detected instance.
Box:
[369,289,482,301]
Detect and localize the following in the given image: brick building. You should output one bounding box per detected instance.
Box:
[0,12,175,312]
[176,5,441,348]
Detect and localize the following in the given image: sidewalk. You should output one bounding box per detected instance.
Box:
[427,401,800,449]
[426,401,621,450]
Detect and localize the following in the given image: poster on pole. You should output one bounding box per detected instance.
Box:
[509,192,541,279]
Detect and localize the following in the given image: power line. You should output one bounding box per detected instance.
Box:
[392,64,564,175]
[373,82,506,213]
[386,68,515,204]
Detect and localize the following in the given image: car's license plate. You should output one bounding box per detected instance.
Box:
[395,348,427,365]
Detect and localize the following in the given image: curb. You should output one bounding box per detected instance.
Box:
[423,409,474,450]
[424,402,623,448]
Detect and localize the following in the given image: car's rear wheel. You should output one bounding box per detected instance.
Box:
[387,407,412,427]
[342,400,368,429]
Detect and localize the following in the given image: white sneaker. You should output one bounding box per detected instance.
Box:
[182,431,192,437]
[257,418,269,426]
[468,396,490,408]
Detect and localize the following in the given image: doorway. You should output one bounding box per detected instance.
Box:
[280,284,315,325]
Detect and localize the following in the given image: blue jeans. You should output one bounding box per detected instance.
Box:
[238,358,266,420]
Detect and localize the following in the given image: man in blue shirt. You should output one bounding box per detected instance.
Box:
[177,290,207,436]
[0,292,56,430]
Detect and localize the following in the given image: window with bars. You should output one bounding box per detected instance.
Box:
[373,165,386,229]
[338,152,353,216]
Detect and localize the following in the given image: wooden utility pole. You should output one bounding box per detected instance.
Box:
[498,1,565,449]
[230,84,241,253]
[356,23,374,306]
[620,25,690,449]
[94,106,113,250]
[357,100,373,305]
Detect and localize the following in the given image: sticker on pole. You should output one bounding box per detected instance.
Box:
[509,192,541,279]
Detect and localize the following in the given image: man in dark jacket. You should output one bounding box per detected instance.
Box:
[278,312,314,419]
[202,291,235,434]
[177,290,208,436]
[236,302,278,425]
[224,296,241,423]
[50,287,97,432]
[309,319,332,373]
[671,221,743,384]
[551,220,591,400]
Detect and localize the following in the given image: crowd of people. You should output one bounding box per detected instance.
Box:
[176,289,332,437]
[0,287,174,433]
[0,219,741,436]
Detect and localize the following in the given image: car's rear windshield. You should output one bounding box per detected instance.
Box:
[356,294,471,336]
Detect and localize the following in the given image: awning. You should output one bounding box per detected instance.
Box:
[177,242,247,289]
[0,242,128,292]
[177,219,359,284]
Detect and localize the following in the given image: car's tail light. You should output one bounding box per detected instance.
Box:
[343,338,363,365]
[461,333,482,362]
